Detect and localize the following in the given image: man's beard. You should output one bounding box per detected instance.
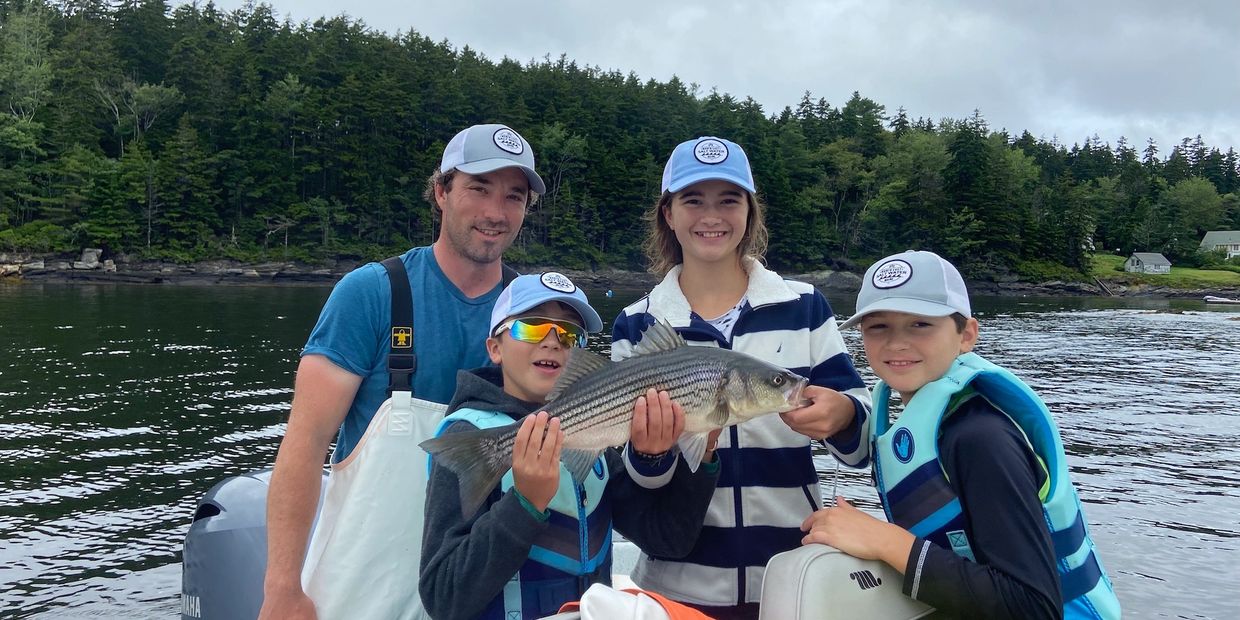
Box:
[442,221,510,265]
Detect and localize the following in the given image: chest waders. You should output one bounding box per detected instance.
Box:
[301,258,516,620]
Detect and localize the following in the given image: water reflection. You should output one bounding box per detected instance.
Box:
[1,283,1238,618]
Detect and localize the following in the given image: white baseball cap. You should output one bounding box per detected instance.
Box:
[439,124,546,194]
[840,250,971,329]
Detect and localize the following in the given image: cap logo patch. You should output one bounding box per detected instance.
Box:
[540,272,576,293]
[492,128,524,155]
[872,259,912,289]
[694,138,729,164]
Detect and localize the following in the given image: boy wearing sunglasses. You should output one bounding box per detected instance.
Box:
[421,272,722,620]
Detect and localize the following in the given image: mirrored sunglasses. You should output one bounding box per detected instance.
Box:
[496,316,587,348]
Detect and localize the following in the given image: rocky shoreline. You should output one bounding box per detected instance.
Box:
[3,250,1239,300]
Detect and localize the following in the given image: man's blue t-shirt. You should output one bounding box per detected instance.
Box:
[302,246,504,461]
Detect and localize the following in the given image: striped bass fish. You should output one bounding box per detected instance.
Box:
[421,321,809,515]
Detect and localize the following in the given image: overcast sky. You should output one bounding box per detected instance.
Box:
[208,0,1239,155]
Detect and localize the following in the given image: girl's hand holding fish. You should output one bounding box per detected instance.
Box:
[779,385,857,441]
[630,388,686,456]
[511,412,564,512]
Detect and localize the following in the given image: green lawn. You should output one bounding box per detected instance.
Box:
[1090,254,1240,288]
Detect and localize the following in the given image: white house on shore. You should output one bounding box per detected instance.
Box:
[1200,231,1240,259]
[1125,252,1172,274]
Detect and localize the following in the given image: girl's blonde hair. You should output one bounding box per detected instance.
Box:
[642,188,770,275]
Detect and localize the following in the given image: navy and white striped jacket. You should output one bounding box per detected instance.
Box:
[611,259,872,607]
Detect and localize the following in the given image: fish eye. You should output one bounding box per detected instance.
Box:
[772,374,785,386]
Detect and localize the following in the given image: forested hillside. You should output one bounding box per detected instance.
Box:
[2,0,1238,277]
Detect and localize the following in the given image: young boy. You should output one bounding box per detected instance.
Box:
[800,251,1121,620]
[419,272,721,620]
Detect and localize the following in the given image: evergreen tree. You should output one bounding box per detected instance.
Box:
[1143,138,1160,168]
[156,115,217,252]
[112,0,172,83]
[839,91,888,159]
[889,106,910,138]
[48,0,118,154]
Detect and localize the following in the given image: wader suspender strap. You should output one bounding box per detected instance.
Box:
[381,257,521,397]
[382,256,415,397]
[502,264,520,286]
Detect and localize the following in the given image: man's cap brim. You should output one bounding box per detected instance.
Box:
[454,159,547,194]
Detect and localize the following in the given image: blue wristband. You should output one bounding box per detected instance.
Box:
[514,488,551,522]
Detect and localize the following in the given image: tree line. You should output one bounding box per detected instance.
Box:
[2,0,1239,278]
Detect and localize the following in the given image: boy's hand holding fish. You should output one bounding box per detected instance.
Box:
[512,412,564,512]
[514,394,683,512]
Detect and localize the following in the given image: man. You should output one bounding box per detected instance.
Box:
[259,124,546,620]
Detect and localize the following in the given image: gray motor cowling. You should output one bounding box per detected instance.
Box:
[180,469,274,619]
[181,467,329,619]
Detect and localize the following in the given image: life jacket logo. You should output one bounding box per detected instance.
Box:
[872,259,913,289]
[492,127,524,155]
[849,570,882,590]
[391,327,412,348]
[893,428,915,463]
[694,138,729,164]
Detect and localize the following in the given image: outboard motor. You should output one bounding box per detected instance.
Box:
[180,469,328,619]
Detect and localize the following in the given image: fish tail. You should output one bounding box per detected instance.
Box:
[421,424,515,516]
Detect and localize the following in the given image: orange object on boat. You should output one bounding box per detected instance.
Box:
[557,585,714,619]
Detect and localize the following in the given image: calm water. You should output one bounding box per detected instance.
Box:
[1,281,1238,619]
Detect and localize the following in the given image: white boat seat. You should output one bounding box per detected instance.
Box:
[758,544,936,620]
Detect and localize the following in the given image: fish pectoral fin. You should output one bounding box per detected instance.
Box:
[707,403,731,428]
[677,432,710,473]
[547,349,609,402]
[561,448,603,483]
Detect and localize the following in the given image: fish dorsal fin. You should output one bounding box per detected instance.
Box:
[633,320,687,356]
[547,348,609,402]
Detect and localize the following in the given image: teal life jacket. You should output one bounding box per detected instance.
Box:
[872,352,1120,620]
[432,408,613,619]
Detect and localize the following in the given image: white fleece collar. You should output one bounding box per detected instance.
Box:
[646,258,799,327]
